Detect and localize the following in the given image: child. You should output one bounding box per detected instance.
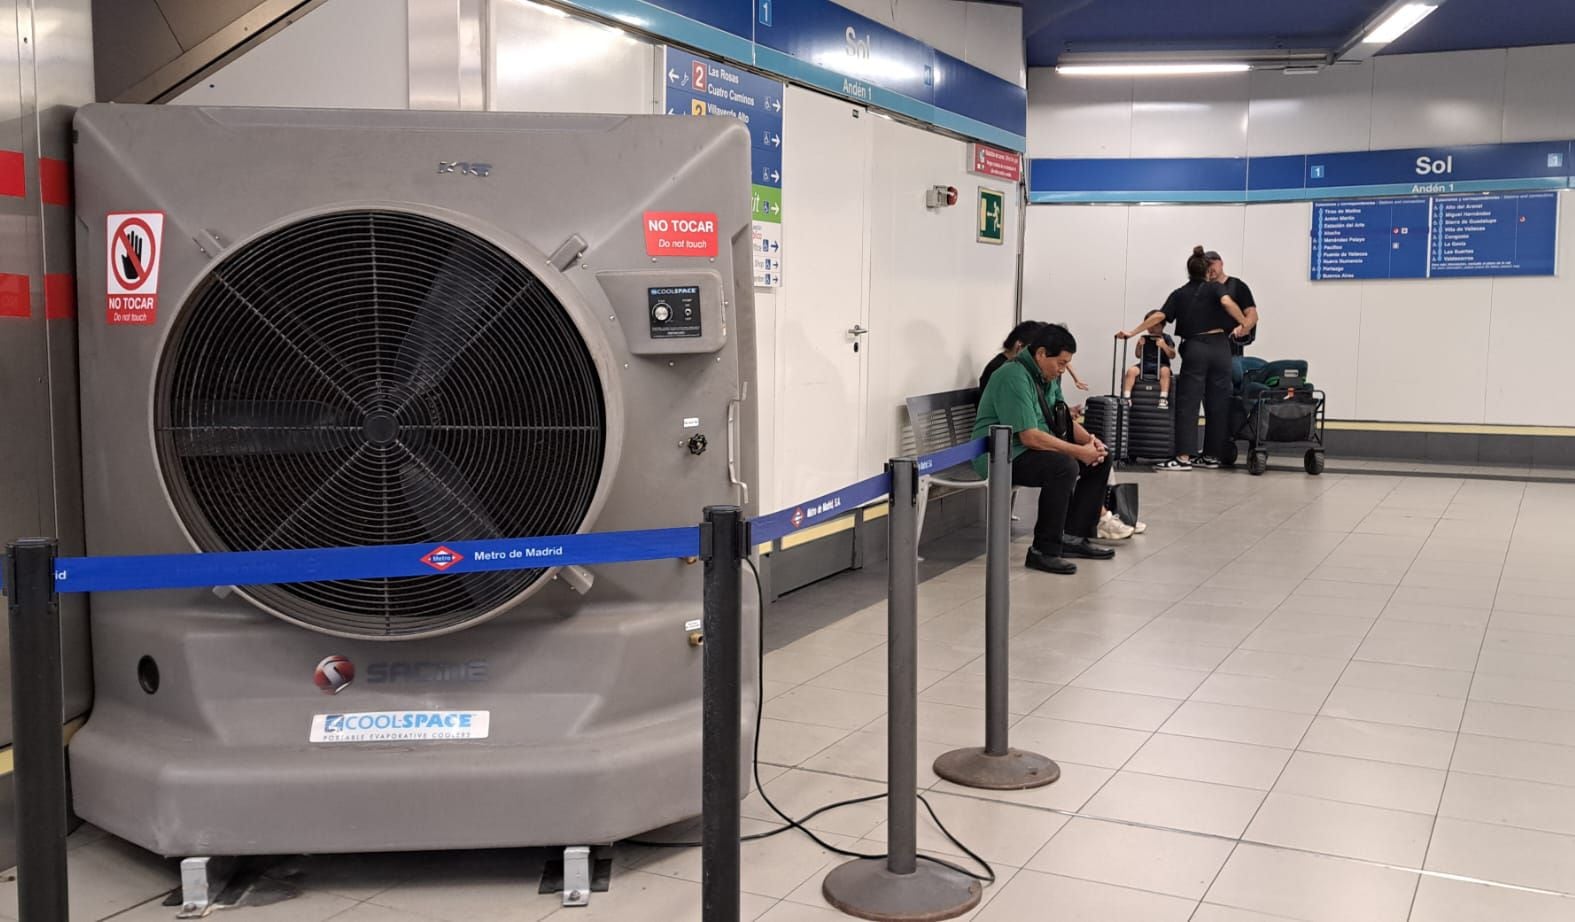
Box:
[1123,310,1174,409]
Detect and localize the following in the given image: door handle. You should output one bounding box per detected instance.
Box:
[847,324,869,336]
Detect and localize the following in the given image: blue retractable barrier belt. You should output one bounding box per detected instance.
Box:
[917,438,989,476]
[752,471,892,545]
[750,438,989,546]
[30,441,991,594]
[51,527,700,594]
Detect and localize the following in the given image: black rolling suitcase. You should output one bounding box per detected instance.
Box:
[1127,336,1175,461]
[1082,337,1129,461]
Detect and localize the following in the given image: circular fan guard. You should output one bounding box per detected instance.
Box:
[155,210,607,638]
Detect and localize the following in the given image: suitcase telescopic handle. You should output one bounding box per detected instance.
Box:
[1111,333,1129,395]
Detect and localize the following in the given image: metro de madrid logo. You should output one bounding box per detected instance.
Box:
[790,508,806,528]
[314,655,355,695]
[421,545,465,572]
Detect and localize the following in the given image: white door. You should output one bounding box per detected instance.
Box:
[863,115,1017,468]
[775,86,874,505]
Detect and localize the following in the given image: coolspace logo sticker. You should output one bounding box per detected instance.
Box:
[106,211,164,325]
[314,655,355,695]
[310,710,491,743]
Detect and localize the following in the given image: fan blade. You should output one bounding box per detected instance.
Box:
[398,443,520,609]
[168,400,359,457]
[392,250,509,399]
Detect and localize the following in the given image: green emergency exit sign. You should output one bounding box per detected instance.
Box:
[977,187,1005,245]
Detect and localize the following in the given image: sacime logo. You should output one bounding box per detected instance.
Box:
[314,655,355,695]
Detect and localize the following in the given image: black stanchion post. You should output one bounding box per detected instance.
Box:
[6,537,69,922]
[700,507,744,922]
[933,427,1060,790]
[821,459,980,921]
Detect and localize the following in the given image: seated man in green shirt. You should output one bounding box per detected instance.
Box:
[973,324,1114,575]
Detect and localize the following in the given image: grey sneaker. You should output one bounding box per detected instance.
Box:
[1154,458,1192,472]
[1194,455,1222,469]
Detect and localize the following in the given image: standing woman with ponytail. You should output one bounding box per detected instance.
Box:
[1118,245,1248,471]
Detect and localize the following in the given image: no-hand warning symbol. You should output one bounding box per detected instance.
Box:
[106,212,164,325]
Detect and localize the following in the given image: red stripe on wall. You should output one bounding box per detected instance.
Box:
[39,157,70,206]
[0,273,30,318]
[0,151,22,198]
[45,273,74,319]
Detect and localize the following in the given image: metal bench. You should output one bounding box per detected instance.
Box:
[904,387,989,549]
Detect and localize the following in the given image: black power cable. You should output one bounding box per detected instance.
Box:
[630,558,996,887]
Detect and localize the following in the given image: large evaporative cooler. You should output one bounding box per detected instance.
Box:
[68,104,758,857]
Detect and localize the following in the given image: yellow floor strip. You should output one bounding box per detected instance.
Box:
[1326,420,1575,437]
[0,716,87,776]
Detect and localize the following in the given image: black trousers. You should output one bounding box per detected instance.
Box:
[1012,449,1113,554]
[1175,333,1234,459]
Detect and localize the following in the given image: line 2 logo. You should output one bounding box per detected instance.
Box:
[643,212,719,258]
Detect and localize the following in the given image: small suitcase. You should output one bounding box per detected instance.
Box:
[1083,394,1129,461]
[1126,343,1174,461]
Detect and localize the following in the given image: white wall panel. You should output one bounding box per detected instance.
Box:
[1484,191,1574,425]
[1247,64,1374,156]
[171,0,408,108]
[1503,45,1575,142]
[490,0,654,114]
[1022,206,1129,393]
[864,115,1015,467]
[1369,49,1508,148]
[1129,74,1251,158]
[1026,68,1132,158]
[835,0,1024,86]
[1356,277,1493,423]
[964,2,1027,87]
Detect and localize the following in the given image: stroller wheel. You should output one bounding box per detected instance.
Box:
[1248,451,1269,476]
[1220,441,1239,467]
[1305,449,1325,476]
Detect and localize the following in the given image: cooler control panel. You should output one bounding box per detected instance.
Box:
[648,286,702,339]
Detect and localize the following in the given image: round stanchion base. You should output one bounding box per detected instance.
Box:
[932,747,1060,790]
[821,857,981,922]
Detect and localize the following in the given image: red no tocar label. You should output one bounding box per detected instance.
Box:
[643,212,719,258]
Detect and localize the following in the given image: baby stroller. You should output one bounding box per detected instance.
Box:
[1220,358,1326,476]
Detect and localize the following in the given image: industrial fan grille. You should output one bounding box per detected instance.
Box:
[155,210,607,637]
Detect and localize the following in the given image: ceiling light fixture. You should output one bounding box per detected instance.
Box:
[1055,62,1251,77]
[1361,2,1439,44]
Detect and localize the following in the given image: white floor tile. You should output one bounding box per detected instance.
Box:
[0,837,179,922]
[1272,750,1445,815]
[1336,661,1473,699]
[765,685,890,731]
[1082,771,1266,838]
[1029,686,1182,731]
[1439,772,1575,837]
[1425,816,1575,894]
[1190,672,1334,715]
[1460,699,1575,748]
[1160,700,1314,749]
[1026,817,1233,899]
[1320,686,1465,732]
[1123,733,1293,790]
[1244,792,1433,866]
[1005,716,1150,769]
[1449,733,1575,788]
[1408,876,1575,922]
[1204,844,1418,922]
[972,870,1196,922]
[1069,658,1211,699]
[1298,716,1457,769]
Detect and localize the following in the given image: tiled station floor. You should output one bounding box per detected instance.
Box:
[8,463,1575,921]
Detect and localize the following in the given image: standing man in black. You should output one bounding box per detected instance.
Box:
[1206,249,1258,364]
